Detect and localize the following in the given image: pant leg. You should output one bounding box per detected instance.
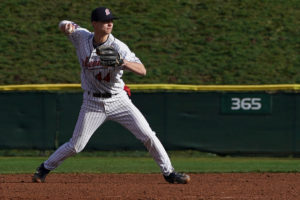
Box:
[107,94,174,175]
[44,98,107,170]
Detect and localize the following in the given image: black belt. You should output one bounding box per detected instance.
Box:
[87,91,112,98]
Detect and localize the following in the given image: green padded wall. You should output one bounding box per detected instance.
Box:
[0,91,299,155]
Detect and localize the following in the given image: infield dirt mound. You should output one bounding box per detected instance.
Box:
[0,173,299,200]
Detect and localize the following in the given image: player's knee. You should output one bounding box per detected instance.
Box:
[74,145,85,153]
[139,130,156,143]
[142,132,157,146]
[67,141,84,154]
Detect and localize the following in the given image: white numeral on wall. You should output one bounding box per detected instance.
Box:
[231,98,262,110]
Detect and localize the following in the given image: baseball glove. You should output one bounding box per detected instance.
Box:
[95,46,123,67]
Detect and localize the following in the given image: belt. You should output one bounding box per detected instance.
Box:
[87,91,112,98]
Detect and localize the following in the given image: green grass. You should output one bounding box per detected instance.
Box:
[0,0,300,85]
[0,149,216,157]
[1,155,300,174]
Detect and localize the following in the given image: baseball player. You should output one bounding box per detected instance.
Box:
[32,6,190,184]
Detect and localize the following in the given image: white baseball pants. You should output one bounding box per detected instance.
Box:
[44,91,174,175]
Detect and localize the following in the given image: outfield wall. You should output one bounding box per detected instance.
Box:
[0,84,299,156]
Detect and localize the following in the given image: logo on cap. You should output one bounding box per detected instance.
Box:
[105,9,110,16]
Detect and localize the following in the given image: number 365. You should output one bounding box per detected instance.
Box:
[231,98,262,110]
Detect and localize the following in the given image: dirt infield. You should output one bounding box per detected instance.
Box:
[0,173,299,200]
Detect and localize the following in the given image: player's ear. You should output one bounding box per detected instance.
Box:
[91,21,96,29]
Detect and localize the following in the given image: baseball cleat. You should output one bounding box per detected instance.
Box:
[32,163,50,183]
[163,171,191,184]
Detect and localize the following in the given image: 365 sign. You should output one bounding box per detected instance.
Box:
[221,93,272,114]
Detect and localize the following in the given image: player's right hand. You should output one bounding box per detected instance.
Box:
[59,21,75,35]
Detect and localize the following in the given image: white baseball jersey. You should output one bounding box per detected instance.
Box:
[44,20,174,176]
[67,21,141,94]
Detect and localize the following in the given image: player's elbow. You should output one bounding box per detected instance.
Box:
[139,64,146,76]
[140,68,146,76]
[125,62,146,76]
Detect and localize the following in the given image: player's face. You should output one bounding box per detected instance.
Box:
[93,20,114,35]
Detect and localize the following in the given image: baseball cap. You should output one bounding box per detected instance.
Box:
[91,7,118,22]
